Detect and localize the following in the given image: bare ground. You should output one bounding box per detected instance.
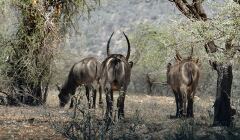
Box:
[0,90,239,140]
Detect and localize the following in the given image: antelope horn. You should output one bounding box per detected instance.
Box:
[107,32,114,56]
[175,50,182,61]
[56,84,61,91]
[189,46,193,58]
[123,32,131,60]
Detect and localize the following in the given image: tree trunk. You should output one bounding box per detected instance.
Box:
[211,62,236,126]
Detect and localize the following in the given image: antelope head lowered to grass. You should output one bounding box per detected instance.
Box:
[57,57,102,109]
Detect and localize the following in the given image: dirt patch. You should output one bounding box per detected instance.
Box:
[0,106,70,140]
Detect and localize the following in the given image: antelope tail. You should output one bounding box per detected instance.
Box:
[187,70,193,86]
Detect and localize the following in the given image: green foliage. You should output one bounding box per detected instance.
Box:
[132,24,169,72]
[132,0,240,74]
[132,23,205,72]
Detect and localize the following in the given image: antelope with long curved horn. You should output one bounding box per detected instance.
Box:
[100,32,133,121]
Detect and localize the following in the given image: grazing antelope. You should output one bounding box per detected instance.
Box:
[57,57,102,108]
[100,32,133,119]
[167,48,200,118]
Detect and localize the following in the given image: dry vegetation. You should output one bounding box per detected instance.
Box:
[0,0,239,140]
[0,90,239,139]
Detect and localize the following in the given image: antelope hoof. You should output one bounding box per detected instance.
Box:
[187,113,194,118]
[175,112,181,118]
[118,114,124,120]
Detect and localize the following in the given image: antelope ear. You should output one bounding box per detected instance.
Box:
[129,61,133,68]
[174,56,181,62]
[174,57,177,61]
[175,50,182,61]
[167,63,172,69]
[56,84,61,91]
[167,63,172,67]
[209,60,213,67]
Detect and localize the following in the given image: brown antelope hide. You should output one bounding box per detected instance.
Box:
[57,57,102,109]
[167,48,200,118]
[100,32,133,120]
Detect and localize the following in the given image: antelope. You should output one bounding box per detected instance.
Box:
[57,57,102,108]
[167,48,200,118]
[100,32,133,120]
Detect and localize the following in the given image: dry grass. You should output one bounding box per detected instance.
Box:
[0,106,68,139]
[0,90,239,139]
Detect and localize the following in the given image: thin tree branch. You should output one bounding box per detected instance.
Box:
[169,0,218,53]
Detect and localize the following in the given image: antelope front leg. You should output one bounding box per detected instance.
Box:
[85,86,91,108]
[69,97,74,109]
[69,90,77,109]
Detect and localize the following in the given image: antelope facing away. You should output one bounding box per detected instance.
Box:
[100,32,133,120]
[167,48,200,118]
